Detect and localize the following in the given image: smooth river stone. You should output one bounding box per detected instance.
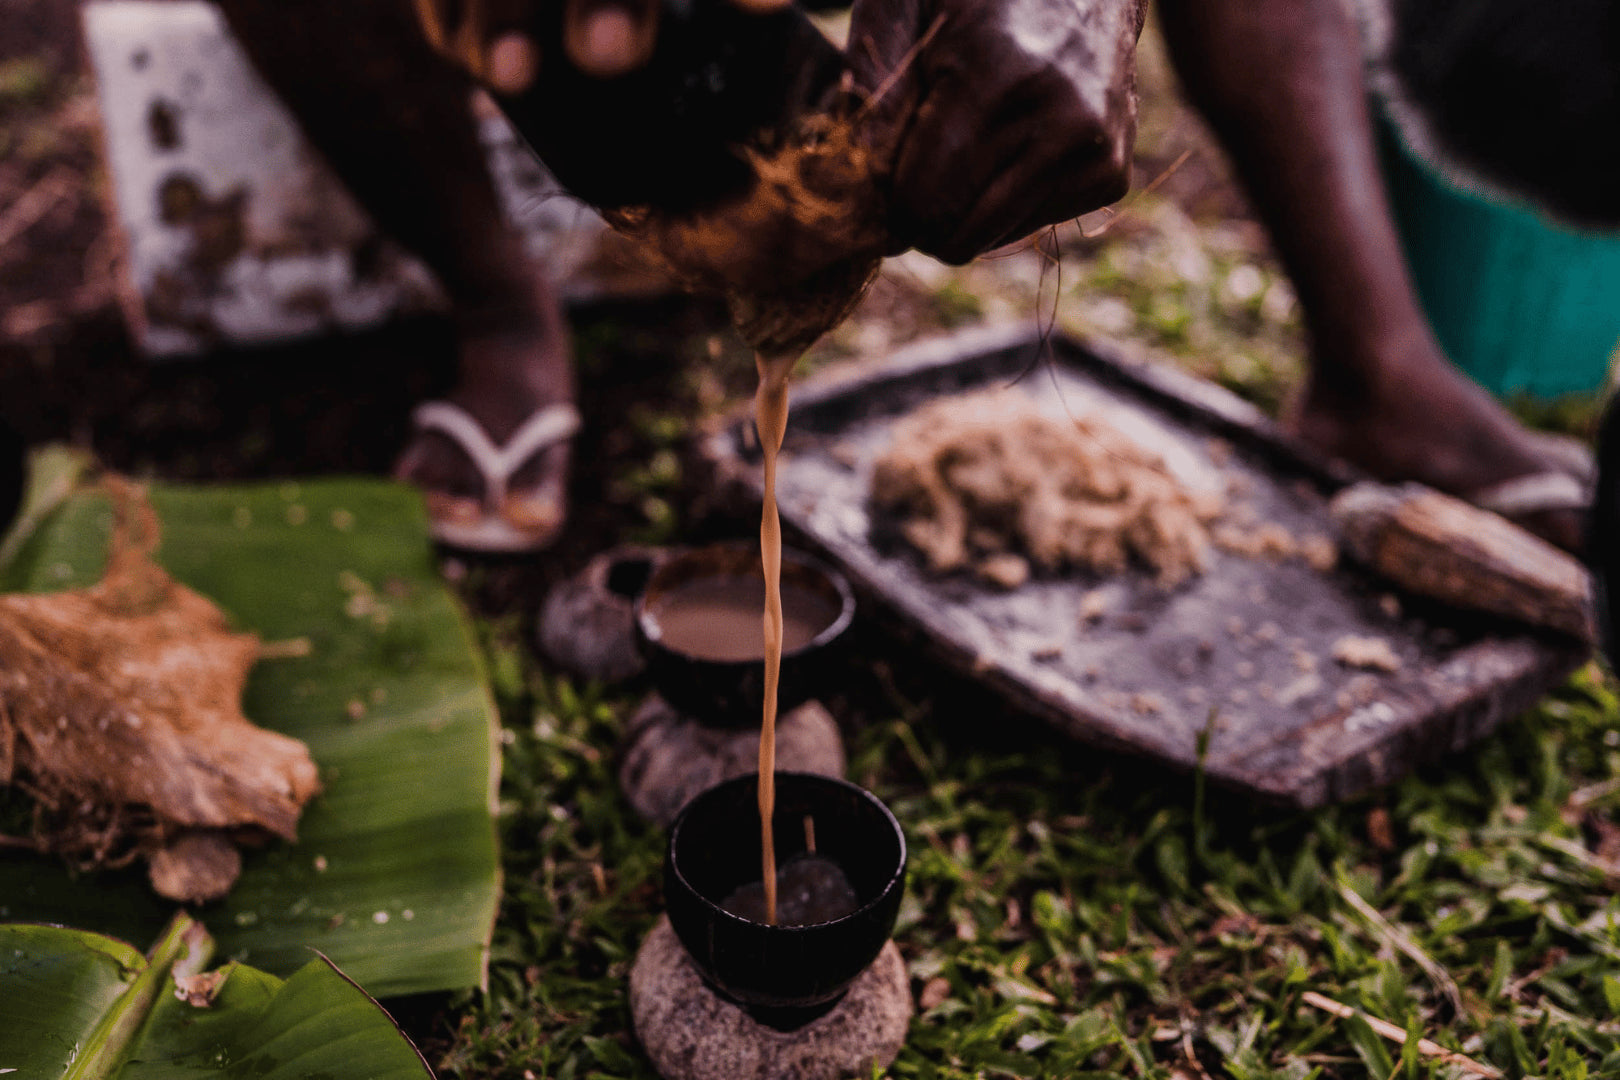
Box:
[618,696,845,827]
[630,917,911,1080]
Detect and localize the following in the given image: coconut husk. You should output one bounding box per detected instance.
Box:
[603,106,889,357]
[0,478,319,901]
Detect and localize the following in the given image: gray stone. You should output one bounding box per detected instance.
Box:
[146,829,241,902]
[619,697,846,827]
[537,545,668,684]
[630,917,911,1080]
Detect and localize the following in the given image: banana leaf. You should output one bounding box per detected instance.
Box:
[0,465,501,997]
[0,914,433,1077]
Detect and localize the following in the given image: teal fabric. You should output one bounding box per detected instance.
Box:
[1377,117,1620,399]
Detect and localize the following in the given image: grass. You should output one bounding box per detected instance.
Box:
[420,603,1620,1078]
[0,57,50,109]
[416,129,1620,1072]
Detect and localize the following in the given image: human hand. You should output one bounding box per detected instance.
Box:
[848,0,1147,264]
[414,0,794,93]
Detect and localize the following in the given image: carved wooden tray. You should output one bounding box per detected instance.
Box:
[703,325,1587,807]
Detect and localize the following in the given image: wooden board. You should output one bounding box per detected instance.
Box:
[702,325,1589,807]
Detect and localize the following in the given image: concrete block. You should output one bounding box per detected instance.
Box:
[82,0,619,358]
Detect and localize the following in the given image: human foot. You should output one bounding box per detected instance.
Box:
[1288,344,1590,553]
[395,312,578,553]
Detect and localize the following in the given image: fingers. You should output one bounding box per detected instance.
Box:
[423,0,790,93]
[414,0,543,94]
[539,0,791,85]
[486,32,541,94]
[563,0,660,78]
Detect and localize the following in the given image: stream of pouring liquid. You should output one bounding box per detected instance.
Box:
[754,350,795,927]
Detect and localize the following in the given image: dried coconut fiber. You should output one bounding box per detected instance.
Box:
[870,389,1225,586]
[604,107,888,357]
[0,479,319,901]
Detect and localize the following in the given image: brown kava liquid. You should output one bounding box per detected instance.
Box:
[653,576,837,663]
[754,350,793,925]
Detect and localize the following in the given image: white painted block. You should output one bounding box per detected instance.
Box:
[83,0,612,358]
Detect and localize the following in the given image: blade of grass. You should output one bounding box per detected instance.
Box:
[0,445,91,578]
[1334,875,1465,1018]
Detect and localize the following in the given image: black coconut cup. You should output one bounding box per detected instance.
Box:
[634,543,854,727]
[664,772,907,1025]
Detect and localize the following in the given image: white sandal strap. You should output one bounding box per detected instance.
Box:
[496,402,583,476]
[1470,472,1589,518]
[412,400,581,510]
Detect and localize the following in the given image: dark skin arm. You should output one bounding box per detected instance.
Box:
[847,0,1146,264]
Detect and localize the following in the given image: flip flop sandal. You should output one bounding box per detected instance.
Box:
[1461,433,1595,550]
[407,399,581,553]
[1468,470,1590,520]
[1465,463,1592,556]
[1527,431,1597,486]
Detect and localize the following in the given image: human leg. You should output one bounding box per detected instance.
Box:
[1158,0,1584,550]
[215,0,576,550]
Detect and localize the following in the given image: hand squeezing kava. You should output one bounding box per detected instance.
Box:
[413,0,1147,354]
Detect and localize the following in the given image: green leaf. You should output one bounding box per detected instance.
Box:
[0,444,92,580]
[0,923,150,1077]
[0,916,433,1078]
[0,471,500,997]
[1397,1013,1424,1079]
[1154,832,1192,896]
[582,1034,639,1073]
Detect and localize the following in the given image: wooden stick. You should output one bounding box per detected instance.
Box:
[1300,991,1502,1079]
[1330,481,1593,641]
